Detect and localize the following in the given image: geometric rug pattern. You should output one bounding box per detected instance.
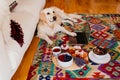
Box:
[98,60,120,78]
[27,14,120,80]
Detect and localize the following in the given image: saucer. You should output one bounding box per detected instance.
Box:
[88,51,111,64]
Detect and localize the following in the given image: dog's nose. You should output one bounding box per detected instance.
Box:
[53,16,57,21]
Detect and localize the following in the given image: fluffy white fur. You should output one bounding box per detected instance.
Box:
[37,7,81,45]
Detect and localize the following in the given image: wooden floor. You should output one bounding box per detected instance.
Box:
[45,0,120,13]
[12,0,120,80]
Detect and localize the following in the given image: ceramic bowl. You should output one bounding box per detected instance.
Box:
[52,46,61,56]
[92,50,109,59]
[57,52,73,68]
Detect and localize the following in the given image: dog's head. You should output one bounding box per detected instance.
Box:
[39,7,62,26]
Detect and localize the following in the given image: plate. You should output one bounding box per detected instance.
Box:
[88,51,111,64]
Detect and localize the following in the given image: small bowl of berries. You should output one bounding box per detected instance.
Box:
[57,52,73,68]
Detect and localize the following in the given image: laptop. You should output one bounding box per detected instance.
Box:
[69,31,90,45]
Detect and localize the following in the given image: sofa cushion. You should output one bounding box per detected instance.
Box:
[13,0,46,17]
[8,11,38,70]
[0,1,13,79]
[0,30,13,80]
[0,0,10,30]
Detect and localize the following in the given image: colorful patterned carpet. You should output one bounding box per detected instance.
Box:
[27,14,120,80]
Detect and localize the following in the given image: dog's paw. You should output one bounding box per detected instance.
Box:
[70,32,77,36]
[47,40,53,45]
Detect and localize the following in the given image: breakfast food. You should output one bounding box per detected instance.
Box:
[58,53,72,62]
[57,53,73,68]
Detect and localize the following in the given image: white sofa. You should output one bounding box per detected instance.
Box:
[0,0,46,80]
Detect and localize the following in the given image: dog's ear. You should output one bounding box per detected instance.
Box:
[39,11,46,22]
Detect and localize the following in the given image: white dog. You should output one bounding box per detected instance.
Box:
[37,7,81,45]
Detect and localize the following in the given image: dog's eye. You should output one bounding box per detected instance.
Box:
[47,12,50,15]
[53,11,55,13]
